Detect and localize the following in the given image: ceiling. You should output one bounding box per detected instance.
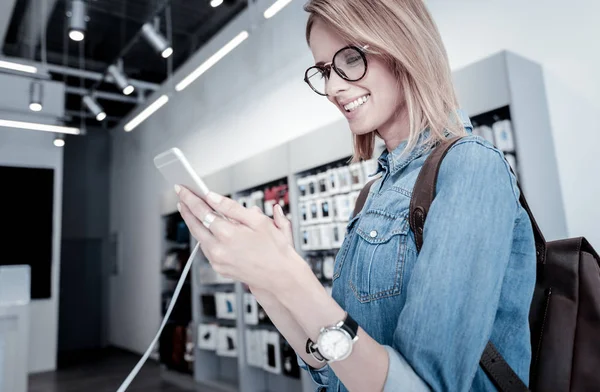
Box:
[2,0,247,129]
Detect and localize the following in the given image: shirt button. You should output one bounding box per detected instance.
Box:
[370,230,378,238]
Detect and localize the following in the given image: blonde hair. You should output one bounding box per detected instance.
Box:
[304,0,467,161]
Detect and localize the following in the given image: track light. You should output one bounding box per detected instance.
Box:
[68,0,87,42]
[141,22,173,59]
[82,95,106,121]
[29,81,43,112]
[53,134,65,147]
[108,64,134,95]
[211,0,224,7]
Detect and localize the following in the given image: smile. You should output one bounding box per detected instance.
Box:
[343,94,370,112]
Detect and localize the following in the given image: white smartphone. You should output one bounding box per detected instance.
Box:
[153,147,210,199]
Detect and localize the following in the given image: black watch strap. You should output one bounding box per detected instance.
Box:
[340,313,358,339]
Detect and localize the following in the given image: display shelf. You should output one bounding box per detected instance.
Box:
[160,211,194,379]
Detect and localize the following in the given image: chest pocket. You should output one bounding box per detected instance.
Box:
[349,210,409,303]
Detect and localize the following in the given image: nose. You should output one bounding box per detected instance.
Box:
[325,69,350,98]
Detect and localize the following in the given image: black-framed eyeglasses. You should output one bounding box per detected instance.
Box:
[304,45,369,96]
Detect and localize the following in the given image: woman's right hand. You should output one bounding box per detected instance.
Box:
[248,204,294,304]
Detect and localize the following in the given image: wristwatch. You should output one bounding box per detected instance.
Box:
[306,312,359,362]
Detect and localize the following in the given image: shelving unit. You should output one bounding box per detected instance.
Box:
[159,212,195,382]
[160,50,566,392]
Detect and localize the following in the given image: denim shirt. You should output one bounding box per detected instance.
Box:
[300,113,537,391]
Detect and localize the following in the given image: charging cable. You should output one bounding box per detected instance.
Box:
[116,242,201,392]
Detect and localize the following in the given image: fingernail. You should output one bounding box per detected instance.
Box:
[174,184,181,194]
[207,192,222,204]
[275,204,283,216]
[177,202,181,212]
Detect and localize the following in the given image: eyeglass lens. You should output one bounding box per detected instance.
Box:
[306,47,366,95]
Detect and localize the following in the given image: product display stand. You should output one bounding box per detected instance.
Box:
[174,50,565,392]
[159,210,195,388]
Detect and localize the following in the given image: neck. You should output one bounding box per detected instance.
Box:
[379,105,410,152]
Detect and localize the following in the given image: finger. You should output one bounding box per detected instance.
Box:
[177,202,215,246]
[273,204,294,244]
[204,192,266,229]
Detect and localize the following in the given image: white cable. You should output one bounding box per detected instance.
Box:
[116,242,201,392]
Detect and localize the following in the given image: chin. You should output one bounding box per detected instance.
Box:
[348,121,375,136]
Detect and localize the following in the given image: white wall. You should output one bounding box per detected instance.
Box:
[109,0,600,354]
[0,128,63,373]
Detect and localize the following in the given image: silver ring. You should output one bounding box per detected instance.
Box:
[202,212,217,229]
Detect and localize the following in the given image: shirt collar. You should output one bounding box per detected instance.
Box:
[374,109,473,176]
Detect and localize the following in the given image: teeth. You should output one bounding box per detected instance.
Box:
[344,95,370,112]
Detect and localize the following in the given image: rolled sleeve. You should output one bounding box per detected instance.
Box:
[393,139,519,391]
[297,354,330,388]
[383,346,431,391]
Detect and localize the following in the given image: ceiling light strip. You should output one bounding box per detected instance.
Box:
[264,0,293,19]
[175,31,249,92]
[0,119,80,135]
[124,94,169,132]
[0,60,38,74]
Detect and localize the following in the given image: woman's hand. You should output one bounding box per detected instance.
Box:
[248,203,294,303]
[175,185,302,295]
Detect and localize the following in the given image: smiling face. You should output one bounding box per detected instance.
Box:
[308,19,408,148]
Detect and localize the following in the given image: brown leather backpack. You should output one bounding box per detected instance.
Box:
[353,137,600,391]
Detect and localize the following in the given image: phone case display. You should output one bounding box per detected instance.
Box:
[184,323,195,363]
[201,294,217,318]
[262,330,282,374]
[471,106,522,185]
[249,191,265,212]
[197,262,235,285]
[338,166,352,194]
[215,292,237,320]
[334,194,352,222]
[493,119,515,152]
[198,323,219,350]
[322,255,335,280]
[317,172,330,197]
[236,196,250,209]
[326,168,341,195]
[476,125,495,144]
[306,175,318,199]
[245,329,264,368]
[319,198,333,223]
[297,177,309,201]
[244,293,259,325]
[216,327,238,357]
[331,223,345,248]
[349,162,366,190]
[308,199,320,223]
[280,337,301,379]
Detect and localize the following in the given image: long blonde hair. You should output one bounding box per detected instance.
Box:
[304,0,466,161]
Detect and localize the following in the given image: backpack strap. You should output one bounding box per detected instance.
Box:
[409,136,533,391]
[351,176,380,219]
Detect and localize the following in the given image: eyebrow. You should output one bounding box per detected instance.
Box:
[315,61,326,66]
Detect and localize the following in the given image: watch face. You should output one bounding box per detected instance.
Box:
[319,329,352,361]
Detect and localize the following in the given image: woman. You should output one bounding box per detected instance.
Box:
[175,0,537,390]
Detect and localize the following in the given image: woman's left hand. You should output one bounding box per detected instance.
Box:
[175,185,302,294]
